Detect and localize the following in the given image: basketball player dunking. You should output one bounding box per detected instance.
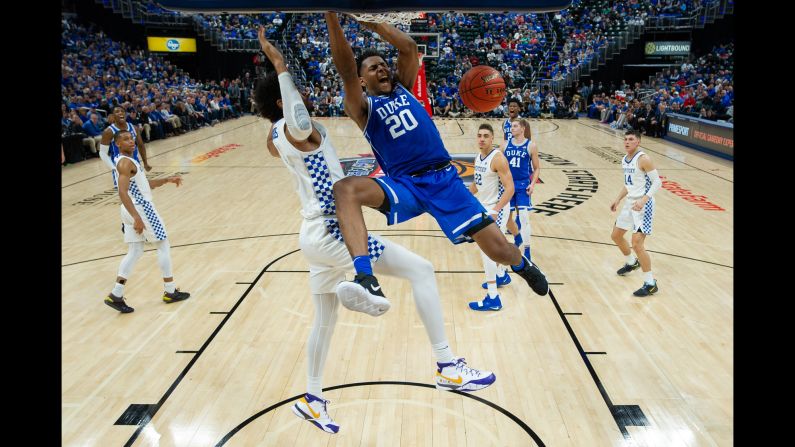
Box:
[610,130,663,296]
[253,27,495,434]
[323,12,548,312]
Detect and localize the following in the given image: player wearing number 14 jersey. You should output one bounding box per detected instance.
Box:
[609,130,663,297]
[324,12,548,315]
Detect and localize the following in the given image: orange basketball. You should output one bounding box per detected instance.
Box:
[458,66,506,112]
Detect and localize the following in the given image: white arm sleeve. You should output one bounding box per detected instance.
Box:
[278,72,312,140]
[645,169,662,197]
[98,143,115,170]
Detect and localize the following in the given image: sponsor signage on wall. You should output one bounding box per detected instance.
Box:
[644,41,691,56]
[666,113,733,159]
[147,37,197,53]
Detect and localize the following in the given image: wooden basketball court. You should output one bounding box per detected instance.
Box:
[62,115,733,446]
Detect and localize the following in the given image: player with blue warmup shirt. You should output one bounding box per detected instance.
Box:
[503,118,540,262]
[324,12,548,309]
[99,106,152,187]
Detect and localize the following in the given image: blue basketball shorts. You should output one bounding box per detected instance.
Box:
[374,164,492,244]
[510,180,533,211]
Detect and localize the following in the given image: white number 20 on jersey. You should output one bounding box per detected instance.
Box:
[385,109,419,139]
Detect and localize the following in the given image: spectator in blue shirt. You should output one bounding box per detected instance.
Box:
[81,112,104,154]
[526,98,541,118]
[434,91,452,116]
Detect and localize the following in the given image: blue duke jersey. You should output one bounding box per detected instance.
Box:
[504,138,533,184]
[109,122,140,162]
[503,118,512,141]
[364,83,451,177]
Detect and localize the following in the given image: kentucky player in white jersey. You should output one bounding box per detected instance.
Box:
[324,12,548,314]
[99,106,152,187]
[468,123,514,311]
[502,119,541,262]
[103,130,189,314]
[253,28,495,435]
[610,130,663,297]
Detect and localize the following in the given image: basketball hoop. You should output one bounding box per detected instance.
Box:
[348,11,424,26]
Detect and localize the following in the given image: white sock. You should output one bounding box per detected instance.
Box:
[481,250,498,299]
[432,341,455,364]
[164,281,176,293]
[644,271,654,284]
[307,376,323,399]
[112,282,125,297]
[374,239,451,363]
[307,293,338,403]
[626,254,637,264]
[486,282,498,299]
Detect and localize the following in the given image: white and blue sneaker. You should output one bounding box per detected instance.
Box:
[335,273,391,317]
[469,294,503,311]
[435,358,496,392]
[481,272,512,289]
[291,393,340,434]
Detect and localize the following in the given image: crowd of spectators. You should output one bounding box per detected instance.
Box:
[195,12,285,41]
[645,41,733,122]
[187,1,715,119]
[572,41,733,140]
[61,16,258,163]
[63,1,732,162]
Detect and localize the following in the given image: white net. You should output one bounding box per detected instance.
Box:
[347,12,423,26]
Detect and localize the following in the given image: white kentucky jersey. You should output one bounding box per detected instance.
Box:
[109,121,140,188]
[271,119,344,220]
[271,118,386,263]
[474,148,504,206]
[115,155,152,204]
[622,150,651,199]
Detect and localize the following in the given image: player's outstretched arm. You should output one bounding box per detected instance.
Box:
[98,127,115,170]
[356,20,419,90]
[258,26,312,142]
[148,176,182,189]
[325,12,368,129]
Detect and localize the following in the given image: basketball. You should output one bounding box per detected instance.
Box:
[458,66,506,112]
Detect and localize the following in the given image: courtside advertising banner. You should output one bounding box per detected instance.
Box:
[667,113,733,159]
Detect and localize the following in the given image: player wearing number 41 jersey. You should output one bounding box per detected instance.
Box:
[324,12,548,311]
[502,118,540,263]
